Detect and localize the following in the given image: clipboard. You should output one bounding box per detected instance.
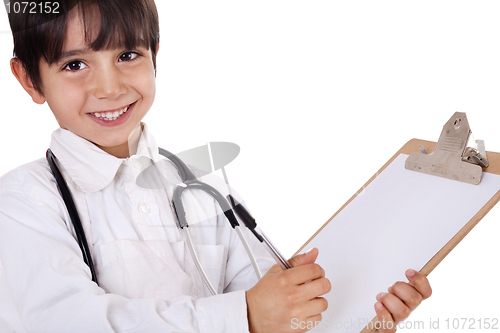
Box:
[294,135,500,333]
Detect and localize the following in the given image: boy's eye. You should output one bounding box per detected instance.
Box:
[119,52,140,62]
[63,61,88,72]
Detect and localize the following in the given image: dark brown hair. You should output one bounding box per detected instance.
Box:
[8,0,160,94]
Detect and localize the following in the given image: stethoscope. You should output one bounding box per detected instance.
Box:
[46,147,290,295]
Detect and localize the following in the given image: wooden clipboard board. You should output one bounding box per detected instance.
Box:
[294,138,500,333]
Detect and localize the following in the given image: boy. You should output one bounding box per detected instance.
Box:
[0,0,431,332]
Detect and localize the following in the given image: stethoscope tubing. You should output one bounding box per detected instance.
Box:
[182,227,217,295]
[235,226,263,279]
[46,149,99,284]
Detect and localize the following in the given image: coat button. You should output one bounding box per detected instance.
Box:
[139,203,151,213]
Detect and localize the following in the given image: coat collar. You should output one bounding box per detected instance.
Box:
[49,123,161,193]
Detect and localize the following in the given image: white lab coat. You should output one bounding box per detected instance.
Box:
[0,123,274,333]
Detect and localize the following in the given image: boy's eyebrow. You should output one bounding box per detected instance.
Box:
[57,48,92,63]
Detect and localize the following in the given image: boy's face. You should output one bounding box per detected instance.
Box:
[35,10,156,156]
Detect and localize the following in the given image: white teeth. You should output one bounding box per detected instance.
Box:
[93,105,130,121]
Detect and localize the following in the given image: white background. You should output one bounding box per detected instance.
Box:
[1,1,499,331]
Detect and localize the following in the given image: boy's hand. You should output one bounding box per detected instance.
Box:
[246,248,331,333]
[374,269,432,333]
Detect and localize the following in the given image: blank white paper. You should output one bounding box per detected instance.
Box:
[302,154,500,332]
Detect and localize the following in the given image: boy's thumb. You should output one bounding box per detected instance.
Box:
[288,247,319,268]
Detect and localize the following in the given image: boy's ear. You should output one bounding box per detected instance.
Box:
[10,58,46,105]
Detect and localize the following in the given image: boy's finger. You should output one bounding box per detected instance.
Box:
[405,269,432,299]
[287,263,325,285]
[303,297,328,320]
[387,282,422,311]
[377,292,410,324]
[298,277,331,301]
[373,302,397,333]
[288,248,319,268]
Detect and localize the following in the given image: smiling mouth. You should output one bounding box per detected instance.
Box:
[91,103,133,121]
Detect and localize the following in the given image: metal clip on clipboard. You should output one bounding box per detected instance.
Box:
[405,112,488,185]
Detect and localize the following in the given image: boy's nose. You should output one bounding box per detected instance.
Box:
[92,66,127,100]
